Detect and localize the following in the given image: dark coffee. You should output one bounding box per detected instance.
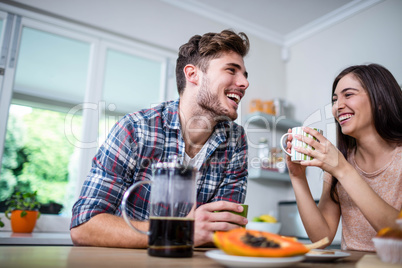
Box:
[148,216,194,258]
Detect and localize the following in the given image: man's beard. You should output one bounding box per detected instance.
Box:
[196,76,238,122]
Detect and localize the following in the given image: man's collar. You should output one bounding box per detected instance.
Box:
[163,99,181,130]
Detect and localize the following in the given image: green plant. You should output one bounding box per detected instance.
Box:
[0,217,4,228]
[5,191,41,219]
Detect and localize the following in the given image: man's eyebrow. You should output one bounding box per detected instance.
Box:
[227,63,248,78]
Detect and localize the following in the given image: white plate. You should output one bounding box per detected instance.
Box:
[305,249,351,261]
[205,250,305,267]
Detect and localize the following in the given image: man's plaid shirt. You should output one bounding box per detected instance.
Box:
[71,99,248,228]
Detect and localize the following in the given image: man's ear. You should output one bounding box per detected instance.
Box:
[184,64,198,85]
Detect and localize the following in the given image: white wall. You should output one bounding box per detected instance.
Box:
[286,0,402,198]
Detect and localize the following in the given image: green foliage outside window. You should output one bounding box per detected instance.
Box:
[1,105,81,211]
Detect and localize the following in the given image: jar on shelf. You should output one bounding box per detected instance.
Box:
[271,148,287,173]
[258,137,270,169]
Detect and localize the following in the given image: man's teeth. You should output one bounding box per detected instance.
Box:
[339,114,354,122]
[226,93,240,104]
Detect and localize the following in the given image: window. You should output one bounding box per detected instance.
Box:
[98,46,166,144]
[2,104,82,214]
[0,5,176,231]
[0,19,93,217]
[103,48,163,113]
[0,19,3,39]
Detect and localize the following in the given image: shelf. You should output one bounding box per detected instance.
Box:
[243,112,301,130]
[248,168,291,182]
[244,112,299,182]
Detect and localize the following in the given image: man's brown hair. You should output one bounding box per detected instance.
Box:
[175,30,250,95]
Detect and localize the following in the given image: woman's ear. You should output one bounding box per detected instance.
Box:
[184,64,198,85]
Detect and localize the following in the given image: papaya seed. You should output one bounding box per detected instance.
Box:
[241,232,280,248]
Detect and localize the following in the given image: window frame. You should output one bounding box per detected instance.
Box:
[0,3,177,233]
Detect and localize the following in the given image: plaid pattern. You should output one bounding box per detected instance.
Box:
[71,99,248,228]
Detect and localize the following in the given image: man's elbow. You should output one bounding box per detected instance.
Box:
[70,226,89,246]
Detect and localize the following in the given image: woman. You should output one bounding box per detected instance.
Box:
[285,64,402,251]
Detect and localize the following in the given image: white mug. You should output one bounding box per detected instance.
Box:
[280,127,323,163]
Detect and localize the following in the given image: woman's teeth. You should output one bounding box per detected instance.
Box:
[226,93,240,104]
[339,114,354,122]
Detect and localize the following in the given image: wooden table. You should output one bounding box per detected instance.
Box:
[0,246,374,268]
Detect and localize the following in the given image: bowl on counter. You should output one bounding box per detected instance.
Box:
[246,222,282,234]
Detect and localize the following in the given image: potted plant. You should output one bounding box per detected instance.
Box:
[5,191,41,233]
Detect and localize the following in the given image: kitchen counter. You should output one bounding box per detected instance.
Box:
[0,231,73,245]
[0,245,377,268]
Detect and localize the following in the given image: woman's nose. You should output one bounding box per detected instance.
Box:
[337,97,345,109]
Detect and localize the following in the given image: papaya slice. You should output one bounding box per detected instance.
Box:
[213,230,227,251]
[213,228,309,257]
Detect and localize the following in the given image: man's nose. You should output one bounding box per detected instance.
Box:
[236,75,249,90]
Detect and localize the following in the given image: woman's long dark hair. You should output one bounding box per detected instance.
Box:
[330,64,402,203]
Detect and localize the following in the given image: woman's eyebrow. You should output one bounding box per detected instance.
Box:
[333,87,359,96]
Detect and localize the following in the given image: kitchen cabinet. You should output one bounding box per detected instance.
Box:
[244,112,301,182]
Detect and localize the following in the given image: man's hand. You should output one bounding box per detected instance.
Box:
[193,201,248,247]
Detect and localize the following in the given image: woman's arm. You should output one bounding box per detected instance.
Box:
[289,169,340,245]
[332,164,399,231]
[284,129,340,245]
[295,127,400,231]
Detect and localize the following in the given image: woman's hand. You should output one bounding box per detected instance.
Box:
[293,127,348,177]
[284,129,307,180]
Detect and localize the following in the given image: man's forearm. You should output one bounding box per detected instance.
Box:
[70,213,149,248]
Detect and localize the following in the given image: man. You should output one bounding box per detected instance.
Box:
[70,29,250,248]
